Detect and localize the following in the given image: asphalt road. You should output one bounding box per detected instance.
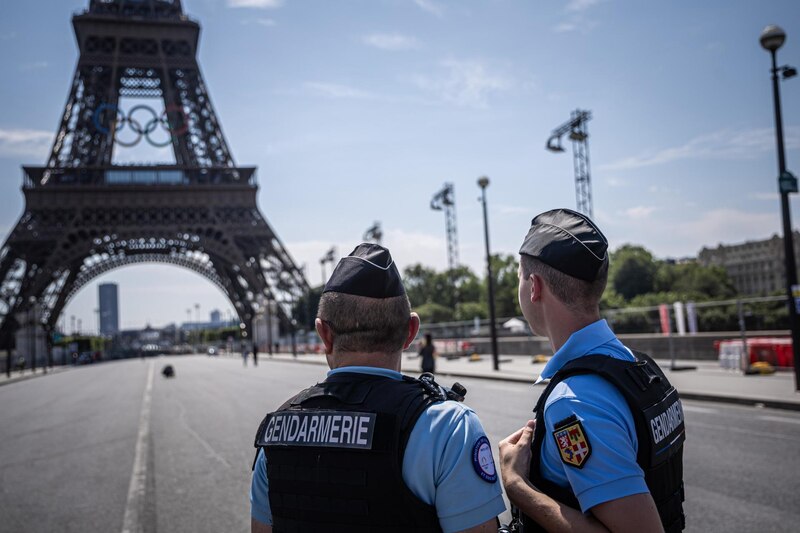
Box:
[1,355,799,532]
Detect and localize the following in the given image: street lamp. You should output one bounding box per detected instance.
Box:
[760,25,800,390]
[477,176,499,371]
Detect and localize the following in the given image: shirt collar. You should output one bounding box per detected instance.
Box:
[328,366,403,380]
[535,319,616,384]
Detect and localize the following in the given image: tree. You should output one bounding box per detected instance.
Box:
[414,302,455,323]
[654,261,736,300]
[610,245,657,300]
[485,254,522,318]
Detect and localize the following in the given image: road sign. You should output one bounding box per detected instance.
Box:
[779,171,798,194]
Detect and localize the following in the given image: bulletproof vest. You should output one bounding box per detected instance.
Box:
[253,372,443,533]
[523,352,685,533]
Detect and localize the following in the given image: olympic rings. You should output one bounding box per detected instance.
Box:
[92,102,189,147]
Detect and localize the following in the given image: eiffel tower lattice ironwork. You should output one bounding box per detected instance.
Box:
[0,0,309,351]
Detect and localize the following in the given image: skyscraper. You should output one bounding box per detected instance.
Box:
[99,283,119,335]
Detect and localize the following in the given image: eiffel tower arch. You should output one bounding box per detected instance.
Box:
[0,0,309,352]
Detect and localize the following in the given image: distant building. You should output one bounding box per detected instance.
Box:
[698,232,800,296]
[98,283,119,335]
[210,309,221,325]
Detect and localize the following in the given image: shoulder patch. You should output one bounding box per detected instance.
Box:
[471,435,497,483]
[552,416,591,468]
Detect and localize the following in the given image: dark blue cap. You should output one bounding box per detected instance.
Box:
[323,243,405,298]
[519,208,608,282]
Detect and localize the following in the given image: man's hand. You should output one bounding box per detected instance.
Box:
[499,419,536,496]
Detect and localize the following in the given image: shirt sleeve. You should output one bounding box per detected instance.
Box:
[543,375,649,512]
[249,448,272,526]
[403,402,506,533]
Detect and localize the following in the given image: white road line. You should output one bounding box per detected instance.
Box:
[682,405,719,414]
[121,361,154,533]
[758,415,800,425]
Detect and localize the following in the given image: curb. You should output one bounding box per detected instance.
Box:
[261,357,800,412]
[0,367,67,387]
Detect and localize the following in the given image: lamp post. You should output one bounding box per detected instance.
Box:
[761,25,800,390]
[477,176,499,371]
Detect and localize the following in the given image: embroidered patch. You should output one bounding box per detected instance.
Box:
[471,436,497,483]
[552,417,591,468]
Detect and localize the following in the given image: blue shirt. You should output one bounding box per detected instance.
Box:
[536,320,649,512]
[250,366,506,532]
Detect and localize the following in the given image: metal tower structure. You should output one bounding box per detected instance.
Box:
[546,109,593,219]
[0,0,309,352]
[363,221,382,245]
[430,183,459,271]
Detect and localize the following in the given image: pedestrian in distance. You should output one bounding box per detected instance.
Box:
[419,332,436,374]
[250,243,505,533]
[498,208,686,532]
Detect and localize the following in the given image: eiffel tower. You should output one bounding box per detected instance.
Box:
[0,0,308,355]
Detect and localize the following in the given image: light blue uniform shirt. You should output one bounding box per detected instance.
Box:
[250,366,505,532]
[536,319,649,512]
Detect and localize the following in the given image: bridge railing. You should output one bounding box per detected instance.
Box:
[23,166,257,188]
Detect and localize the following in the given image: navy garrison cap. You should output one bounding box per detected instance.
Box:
[519,208,608,282]
[323,243,405,298]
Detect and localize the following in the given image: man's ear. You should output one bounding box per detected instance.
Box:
[403,312,421,350]
[530,273,544,303]
[315,318,335,354]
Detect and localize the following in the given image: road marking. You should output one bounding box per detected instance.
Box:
[682,405,719,414]
[121,361,154,533]
[758,415,800,425]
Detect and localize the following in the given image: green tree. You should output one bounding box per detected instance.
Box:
[610,245,657,300]
[654,261,736,300]
[414,302,455,323]
[484,254,522,318]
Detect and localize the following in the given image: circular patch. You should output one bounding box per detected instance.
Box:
[471,435,497,483]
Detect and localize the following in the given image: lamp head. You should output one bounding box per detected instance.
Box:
[477,176,490,189]
[760,25,786,52]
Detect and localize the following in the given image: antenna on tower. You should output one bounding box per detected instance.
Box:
[430,183,459,271]
[546,109,593,219]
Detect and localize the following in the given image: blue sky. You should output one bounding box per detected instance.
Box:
[1,0,799,331]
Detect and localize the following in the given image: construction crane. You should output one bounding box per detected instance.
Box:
[546,109,593,219]
[363,221,383,245]
[319,247,336,285]
[430,183,459,271]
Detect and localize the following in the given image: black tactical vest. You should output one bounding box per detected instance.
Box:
[522,352,685,533]
[253,372,444,533]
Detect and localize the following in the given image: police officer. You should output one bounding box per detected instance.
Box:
[250,243,505,533]
[498,209,685,532]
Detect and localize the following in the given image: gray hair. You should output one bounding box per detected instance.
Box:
[317,292,411,354]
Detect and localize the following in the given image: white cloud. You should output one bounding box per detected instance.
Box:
[751,191,780,201]
[249,18,276,26]
[566,0,603,12]
[413,0,444,17]
[0,128,52,158]
[605,177,627,187]
[227,0,283,9]
[621,206,656,219]
[497,204,531,216]
[285,231,449,285]
[677,209,780,251]
[412,59,512,108]
[554,22,578,33]
[303,82,377,100]
[20,61,48,71]
[362,33,419,51]
[600,126,800,171]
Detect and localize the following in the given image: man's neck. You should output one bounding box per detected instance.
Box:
[327,351,401,372]
[546,309,601,354]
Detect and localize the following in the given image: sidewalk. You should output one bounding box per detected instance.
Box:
[0,365,70,387]
[261,351,800,411]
